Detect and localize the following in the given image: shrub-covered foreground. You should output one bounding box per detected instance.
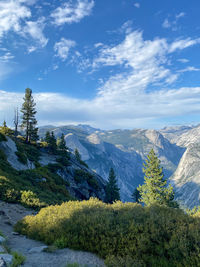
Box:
[15,198,200,267]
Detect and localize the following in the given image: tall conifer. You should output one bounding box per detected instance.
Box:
[138,149,176,207]
[105,168,120,203]
[21,88,38,143]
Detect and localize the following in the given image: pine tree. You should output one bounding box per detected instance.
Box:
[21,88,38,143]
[75,148,81,162]
[105,168,120,203]
[45,131,57,154]
[131,188,140,203]
[57,133,67,151]
[45,131,51,145]
[3,120,7,128]
[138,149,176,207]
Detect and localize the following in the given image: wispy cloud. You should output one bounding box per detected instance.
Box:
[177,66,200,73]
[51,0,95,26]
[177,58,189,63]
[0,0,31,37]
[169,38,200,53]
[24,18,48,49]
[0,0,48,52]
[162,12,186,31]
[134,3,140,8]
[54,38,76,61]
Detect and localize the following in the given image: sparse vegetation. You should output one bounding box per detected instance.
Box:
[11,251,26,267]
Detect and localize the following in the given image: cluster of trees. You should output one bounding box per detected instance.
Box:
[3,88,177,208]
[43,131,68,154]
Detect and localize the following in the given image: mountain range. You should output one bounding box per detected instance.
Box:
[38,124,200,207]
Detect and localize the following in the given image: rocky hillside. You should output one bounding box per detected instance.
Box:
[0,132,106,207]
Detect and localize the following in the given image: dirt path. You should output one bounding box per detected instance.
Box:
[0,201,105,267]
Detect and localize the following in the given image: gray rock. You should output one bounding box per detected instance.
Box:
[0,237,5,244]
[0,254,13,265]
[0,137,34,170]
[28,246,48,253]
[0,257,7,267]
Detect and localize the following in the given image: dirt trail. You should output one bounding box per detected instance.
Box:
[0,201,105,267]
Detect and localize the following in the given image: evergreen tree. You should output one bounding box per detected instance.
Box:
[138,149,176,207]
[131,188,140,203]
[21,88,38,143]
[105,168,120,203]
[3,120,7,128]
[75,148,81,162]
[45,131,57,154]
[57,133,67,151]
[45,131,51,144]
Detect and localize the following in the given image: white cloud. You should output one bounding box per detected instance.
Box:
[24,18,48,48]
[0,1,47,52]
[0,52,14,62]
[176,12,185,19]
[134,3,140,8]
[51,0,94,25]
[2,86,200,129]
[178,66,200,73]
[0,0,31,37]
[54,38,76,61]
[27,46,37,53]
[162,19,171,29]
[1,28,200,129]
[177,58,189,63]
[169,38,200,53]
[162,12,186,31]
[94,43,103,48]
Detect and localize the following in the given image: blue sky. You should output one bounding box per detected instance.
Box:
[0,0,200,129]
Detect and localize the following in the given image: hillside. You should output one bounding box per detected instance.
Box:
[0,131,106,208]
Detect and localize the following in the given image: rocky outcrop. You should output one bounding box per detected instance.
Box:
[0,137,34,170]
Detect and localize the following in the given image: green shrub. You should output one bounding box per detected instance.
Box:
[74,169,99,190]
[20,190,46,209]
[0,126,14,136]
[0,132,6,142]
[11,251,26,267]
[56,156,70,167]
[15,151,28,165]
[15,198,200,267]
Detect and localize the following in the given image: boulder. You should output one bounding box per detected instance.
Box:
[0,257,7,267]
[0,254,13,265]
[28,246,48,253]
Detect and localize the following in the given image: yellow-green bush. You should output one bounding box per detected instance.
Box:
[15,198,200,267]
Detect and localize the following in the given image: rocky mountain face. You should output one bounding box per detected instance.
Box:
[39,125,185,202]
[168,125,200,208]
